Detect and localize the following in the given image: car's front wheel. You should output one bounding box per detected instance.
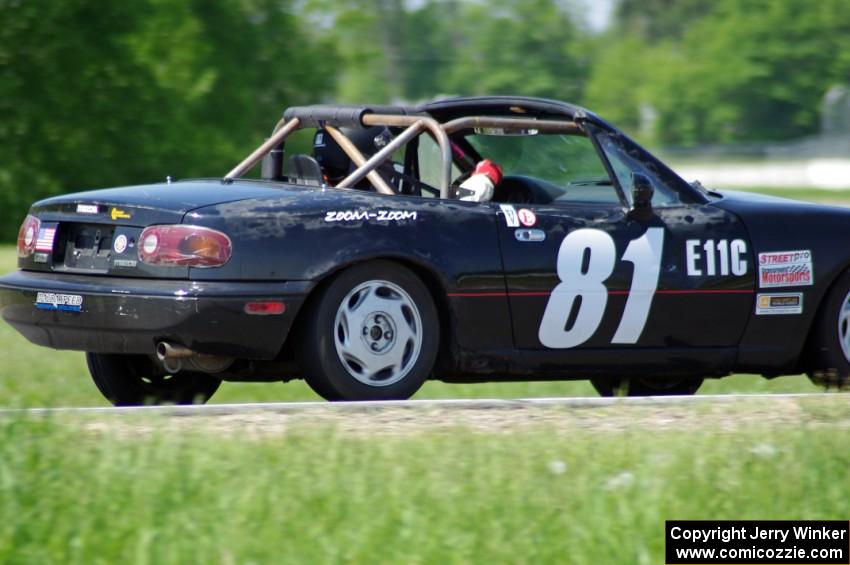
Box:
[86,353,221,406]
[591,377,703,397]
[300,261,439,401]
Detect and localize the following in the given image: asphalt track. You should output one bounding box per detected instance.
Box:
[0,392,833,416]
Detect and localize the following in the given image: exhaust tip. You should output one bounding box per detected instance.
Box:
[156,341,195,360]
[155,341,233,374]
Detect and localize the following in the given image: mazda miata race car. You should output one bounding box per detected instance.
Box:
[1,96,847,404]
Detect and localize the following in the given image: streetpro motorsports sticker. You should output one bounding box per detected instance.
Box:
[758,250,813,288]
[324,210,417,222]
[756,293,803,315]
[35,292,83,312]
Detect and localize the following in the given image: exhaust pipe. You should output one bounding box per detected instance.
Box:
[156,342,196,361]
[155,341,234,374]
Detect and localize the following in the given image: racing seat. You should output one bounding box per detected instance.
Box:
[287,154,324,186]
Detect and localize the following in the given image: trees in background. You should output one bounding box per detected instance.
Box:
[0,0,332,240]
[1,0,849,240]
[588,0,850,145]
[309,0,588,103]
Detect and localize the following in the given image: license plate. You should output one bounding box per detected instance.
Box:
[35,292,84,312]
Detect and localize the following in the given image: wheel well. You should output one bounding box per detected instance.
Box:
[282,258,453,374]
[395,259,453,371]
[798,265,850,374]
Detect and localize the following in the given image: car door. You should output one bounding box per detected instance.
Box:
[497,201,754,349]
[491,129,755,363]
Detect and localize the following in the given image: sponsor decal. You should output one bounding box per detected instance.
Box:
[110,207,131,220]
[113,259,138,268]
[35,227,56,252]
[500,204,519,227]
[113,234,128,254]
[76,204,99,214]
[35,292,83,312]
[324,210,418,222]
[685,239,748,276]
[33,252,49,264]
[518,208,537,227]
[758,250,813,288]
[756,292,803,315]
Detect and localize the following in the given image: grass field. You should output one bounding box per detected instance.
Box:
[1,398,849,563]
[730,186,850,203]
[0,242,826,408]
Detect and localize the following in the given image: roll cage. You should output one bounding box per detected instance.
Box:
[223,104,582,200]
[223,98,707,206]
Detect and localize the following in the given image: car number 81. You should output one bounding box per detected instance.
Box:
[538,227,664,348]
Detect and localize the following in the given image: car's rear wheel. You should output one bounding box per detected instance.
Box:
[807,269,850,390]
[300,261,439,401]
[591,377,703,397]
[86,353,221,406]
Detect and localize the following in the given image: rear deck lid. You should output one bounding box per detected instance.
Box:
[24,180,296,278]
[31,180,289,222]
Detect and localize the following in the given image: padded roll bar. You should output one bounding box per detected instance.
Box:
[283,105,409,129]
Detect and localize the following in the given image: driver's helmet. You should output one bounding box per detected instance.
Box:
[313,126,393,184]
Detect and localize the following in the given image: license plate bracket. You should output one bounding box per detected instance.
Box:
[59,224,115,273]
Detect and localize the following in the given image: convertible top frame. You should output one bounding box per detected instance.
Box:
[224,106,582,199]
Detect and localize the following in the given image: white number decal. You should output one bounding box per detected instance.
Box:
[538,229,616,348]
[539,227,665,348]
[612,228,664,343]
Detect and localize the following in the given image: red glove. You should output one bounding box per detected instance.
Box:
[474,160,503,185]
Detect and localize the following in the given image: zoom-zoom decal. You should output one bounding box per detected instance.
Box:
[539,228,664,348]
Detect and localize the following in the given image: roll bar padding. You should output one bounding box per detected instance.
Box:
[282,105,411,129]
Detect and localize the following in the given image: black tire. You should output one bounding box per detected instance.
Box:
[807,269,850,390]
[300,261,439,401]
[591,377,703,397]
[86,353,221,406]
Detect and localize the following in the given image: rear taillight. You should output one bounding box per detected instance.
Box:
[17,215,40,258]
[138,225,232,268]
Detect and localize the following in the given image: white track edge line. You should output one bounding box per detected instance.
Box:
[0,393,837,417]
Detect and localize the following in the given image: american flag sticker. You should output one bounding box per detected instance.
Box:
[35,227,56,252]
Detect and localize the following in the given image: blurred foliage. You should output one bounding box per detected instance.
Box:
[1,0,849,240]
[588,0,850,145]
[309,0,588,103]
[0,0,333,240]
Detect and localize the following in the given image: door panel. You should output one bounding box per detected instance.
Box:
[496,202,755,351]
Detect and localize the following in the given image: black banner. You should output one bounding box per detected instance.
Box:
[666,521,849,564]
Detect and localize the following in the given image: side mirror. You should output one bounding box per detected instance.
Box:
[628,173,654,222]
[632,173,654,208]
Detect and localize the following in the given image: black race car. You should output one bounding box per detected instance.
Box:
[1,96,847,404]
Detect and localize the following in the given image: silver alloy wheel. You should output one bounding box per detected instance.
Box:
[333,279,423,387]
[838,288,850,363]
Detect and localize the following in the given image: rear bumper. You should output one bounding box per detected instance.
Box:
[0,270,311,359]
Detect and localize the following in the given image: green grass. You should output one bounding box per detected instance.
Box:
[0,231,829,408]
[736,186,850,203]
[0,411,848,564]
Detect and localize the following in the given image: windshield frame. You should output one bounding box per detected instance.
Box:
[458,126,629,209]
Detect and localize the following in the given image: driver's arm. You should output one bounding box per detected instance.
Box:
[458,160,503,202]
